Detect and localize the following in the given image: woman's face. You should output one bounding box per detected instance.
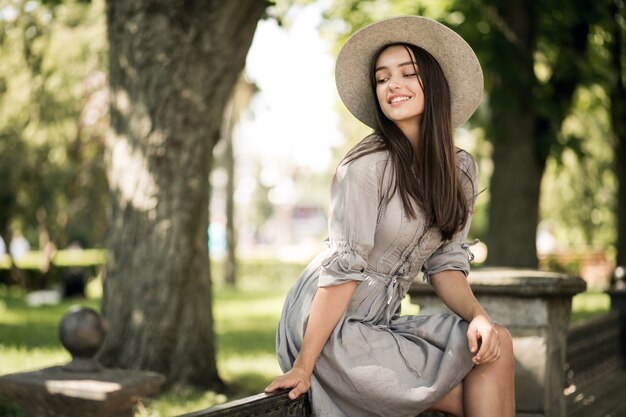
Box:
[374,45,425,130]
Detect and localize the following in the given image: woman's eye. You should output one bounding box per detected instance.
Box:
[403,73,417,77]
[376,78,388,84]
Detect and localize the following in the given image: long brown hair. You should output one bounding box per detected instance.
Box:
[344,42,472,240]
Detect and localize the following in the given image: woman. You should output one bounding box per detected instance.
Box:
[265,16,515,417]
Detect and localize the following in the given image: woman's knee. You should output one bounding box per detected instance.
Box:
[495,324,515,369]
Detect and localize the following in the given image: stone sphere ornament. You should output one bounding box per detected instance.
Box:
[59,306,106,372]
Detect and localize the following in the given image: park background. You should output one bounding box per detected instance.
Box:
[0,0,624,415]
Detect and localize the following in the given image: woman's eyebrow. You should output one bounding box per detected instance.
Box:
[375,61,417,72]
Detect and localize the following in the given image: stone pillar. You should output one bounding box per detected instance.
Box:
[607,266,626,363]
[408,268,586,417]
[0,307,165,417]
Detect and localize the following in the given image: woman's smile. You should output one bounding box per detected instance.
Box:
[388,94,413,106]
[375,45,425,140]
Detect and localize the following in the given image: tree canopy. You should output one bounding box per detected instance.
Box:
[0,0,108,249]
[324,0,624,267]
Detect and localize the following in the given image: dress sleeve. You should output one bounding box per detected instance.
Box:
[318,153,384,287]
[422,151,479,284]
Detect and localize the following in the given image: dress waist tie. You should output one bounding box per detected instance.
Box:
[366,271,421,377]
[374,324,422,377]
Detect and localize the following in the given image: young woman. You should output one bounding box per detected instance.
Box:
[265,16,515,417]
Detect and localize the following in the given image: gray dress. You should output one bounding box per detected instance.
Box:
[276,144,479,417]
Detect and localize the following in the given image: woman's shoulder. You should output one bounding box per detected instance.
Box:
[339,135,389,170]
[335,136,390,186]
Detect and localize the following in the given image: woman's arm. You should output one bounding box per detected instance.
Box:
[265,280,358,399]
[430,270,500,365]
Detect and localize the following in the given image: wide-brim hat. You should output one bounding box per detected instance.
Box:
[335,16,483,129]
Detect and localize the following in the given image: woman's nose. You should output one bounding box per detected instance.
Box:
[388,77,402,90]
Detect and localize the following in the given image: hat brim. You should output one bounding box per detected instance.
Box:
[335,16,483,129]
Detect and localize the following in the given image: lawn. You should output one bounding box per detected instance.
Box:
[0,261,612,416]
[0,258,305,416]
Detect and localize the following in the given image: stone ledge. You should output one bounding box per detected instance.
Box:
[0,367,165,417]
[408,267,587,417]
[411,267,586,297]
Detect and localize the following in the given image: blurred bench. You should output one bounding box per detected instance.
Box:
[0,249,105,291]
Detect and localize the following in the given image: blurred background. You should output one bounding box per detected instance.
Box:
[0,0,624,415]
[0,0,622,288]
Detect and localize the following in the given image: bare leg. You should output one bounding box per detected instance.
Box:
[463,324,515,417]
[428,381,464,417]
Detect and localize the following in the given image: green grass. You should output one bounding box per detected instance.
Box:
[570,291,612,326]
[0,287,99,374]
[213,287,286,394]
[0,263,612,416]
[0,266,297,416]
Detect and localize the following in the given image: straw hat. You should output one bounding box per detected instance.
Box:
[335,16,483,129]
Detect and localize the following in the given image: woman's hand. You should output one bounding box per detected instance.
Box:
[264,367,311,400]
[467,314,500,365]
[265,282,356,401]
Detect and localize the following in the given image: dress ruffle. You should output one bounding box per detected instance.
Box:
[422,239,479,283]
[318,243,368,287]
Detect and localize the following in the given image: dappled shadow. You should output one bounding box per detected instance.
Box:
[0,394,24,417]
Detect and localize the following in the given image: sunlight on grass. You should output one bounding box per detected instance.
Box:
[570,291,611,326]
[135,387,228,417]
[219,355,282,395]
[0,347,70,375]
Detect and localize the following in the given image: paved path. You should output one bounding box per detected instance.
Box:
[566,368,626,417]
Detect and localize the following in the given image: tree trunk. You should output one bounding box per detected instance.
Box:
[485,0,541,267]
[610,1,626,268]
[222,77,257,287]
[484,0,590,268]
[100,0,266,388]
[224,102,236,287]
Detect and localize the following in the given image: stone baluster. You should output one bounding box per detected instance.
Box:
[408,268,586,417]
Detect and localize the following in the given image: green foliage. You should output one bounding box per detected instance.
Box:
[542,254,582,276]
[322,0,621,258]
[540,85,616,248]
[0,0,108,249]
[322,0,453,54]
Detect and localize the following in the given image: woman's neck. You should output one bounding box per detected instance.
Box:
[397,120,420,152]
